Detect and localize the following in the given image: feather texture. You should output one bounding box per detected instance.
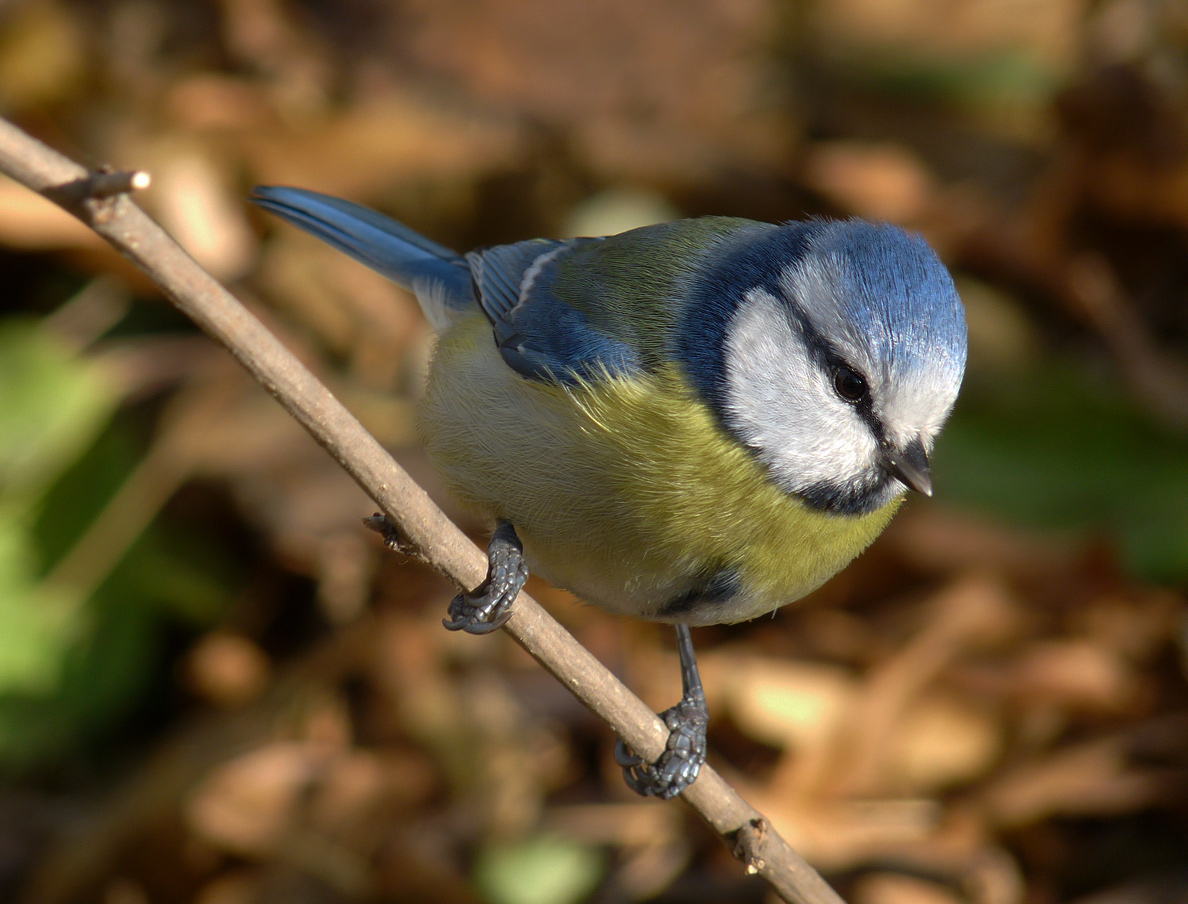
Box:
[419,314,901,624]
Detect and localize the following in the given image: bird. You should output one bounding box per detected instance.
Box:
[251,186,968,799]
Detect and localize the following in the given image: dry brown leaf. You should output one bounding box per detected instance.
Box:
[397,0,793,182]
[184,633,273,708]
[853,873,964,904]
[829,577,1018,796]
[706,651,857,751]
[147,147,258,280]
[803,141,936,223]
[243,91,524,200]
[0,1,86,111]
[885,692,1001,793]
[746,797,943,871]
[1013,640,1137,712]
[0,178,105,250]
[982,737,1179,827]
[186,741,331,856]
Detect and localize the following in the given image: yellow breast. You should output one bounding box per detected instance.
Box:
[418,314,901,624]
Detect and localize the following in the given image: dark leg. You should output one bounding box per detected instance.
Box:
[443,521,528,635]
[614,624,708,799]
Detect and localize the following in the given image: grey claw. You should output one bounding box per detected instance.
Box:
[613,739,643,768]
[442,593,511,634]
[617,697,708,799]
[442,521,527,634]
[616,624,709,799]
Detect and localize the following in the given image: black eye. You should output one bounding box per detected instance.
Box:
[833,365,868,402]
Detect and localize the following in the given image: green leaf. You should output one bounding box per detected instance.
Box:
[476,835,604,904]
[0,590,78,694]
[0,319,119,500]
[0,314,233,772]
[0,596,159,771]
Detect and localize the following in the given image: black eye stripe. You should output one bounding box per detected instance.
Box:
[770,296,864,393]
[774,299,882,420]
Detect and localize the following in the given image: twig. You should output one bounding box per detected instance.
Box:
[0,116,845,904]
[42,166,151,205]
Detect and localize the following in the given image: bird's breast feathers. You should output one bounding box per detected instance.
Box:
[419,313,900,625]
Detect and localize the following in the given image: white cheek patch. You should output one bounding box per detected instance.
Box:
[779,256,964,453]
[723,289,878,495]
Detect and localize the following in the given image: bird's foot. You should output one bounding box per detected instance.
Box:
[443,521,527,635]
[614,688,708,799]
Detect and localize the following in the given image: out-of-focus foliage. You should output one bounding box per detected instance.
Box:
[0,1,1186,903]
[938,358,1188,580]
[0,318,119,696]
[476,836,604,904]
[0,316,232,772]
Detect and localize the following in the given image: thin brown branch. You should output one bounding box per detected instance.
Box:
[43,166,151,205]
[0,116,845,904]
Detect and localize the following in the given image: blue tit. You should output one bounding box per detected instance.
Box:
[252,186,968,798]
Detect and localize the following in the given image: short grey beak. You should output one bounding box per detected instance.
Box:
[882,436,933,497]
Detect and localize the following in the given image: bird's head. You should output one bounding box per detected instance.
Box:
[683,219,967,515]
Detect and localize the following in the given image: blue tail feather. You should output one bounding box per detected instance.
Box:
[250,186,474,328]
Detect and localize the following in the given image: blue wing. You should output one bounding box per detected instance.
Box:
[250,186,474,328]
[466,238,643,384]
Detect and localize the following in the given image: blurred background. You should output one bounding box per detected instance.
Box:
[1,0,1187,902]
